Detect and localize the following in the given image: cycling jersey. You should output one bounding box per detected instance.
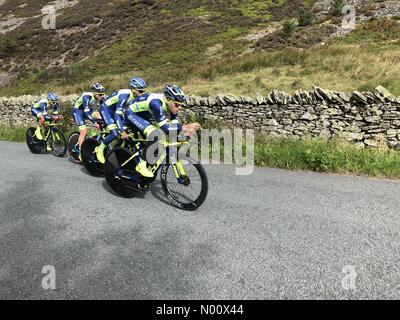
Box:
[103,89,135,132]
[31,98,59,119]
[73,92,98,122]
[125,93,182,136]
[72,92,102,130]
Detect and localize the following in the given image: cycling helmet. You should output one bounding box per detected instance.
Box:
[47,93,59,102]
[90,83,106,93]
[129,77,148,90]
[164,84,186,103]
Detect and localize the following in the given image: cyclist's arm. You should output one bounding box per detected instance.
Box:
[32,102,47,118]
[39,101,49,116]
[52,103,60,115]
[115,94,130,132]
[83,95,95,122]
[169,112,181,126]
[150,99,182,134]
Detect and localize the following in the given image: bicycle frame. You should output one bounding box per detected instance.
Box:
[38,122,62,142]
[84,124,110,142]
[119,136,190,180]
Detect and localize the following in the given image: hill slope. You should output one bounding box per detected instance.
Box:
[0,0,399,96]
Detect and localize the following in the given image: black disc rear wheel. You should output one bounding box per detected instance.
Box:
[105,147,141,198]
[26,127,43,154]
[81,138,104,177]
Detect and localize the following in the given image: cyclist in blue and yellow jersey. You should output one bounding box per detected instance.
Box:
[31,93,63,149]
[122,84,201,178]
[72,83,106,158]
[95,77,148,164]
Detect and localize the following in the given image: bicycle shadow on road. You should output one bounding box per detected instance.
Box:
[149,180,176,208]
[99,175,179,209]
[101,180,146,199]
[79,167,104,178]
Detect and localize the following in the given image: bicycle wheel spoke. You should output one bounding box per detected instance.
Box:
[164,162,204,204]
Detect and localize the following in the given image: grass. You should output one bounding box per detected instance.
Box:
[1,125,399,179]
[254,135,400,179]
[0,0,321,96]
[332,18,400,46]
[196,118,400,179]
[0,126,28,142]
[237,0,285,21]
[2,16,399,98]
[183,43,400,96]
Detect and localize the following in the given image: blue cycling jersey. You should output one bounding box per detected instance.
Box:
[73,92,97,122]
[31,98,59,118]
[103,89,136,132]
[125,93,182,135]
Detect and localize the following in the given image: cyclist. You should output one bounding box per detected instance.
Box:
[95,77,148,164]
[122,84,201,178]
[31,93,63,150]
[72,83,106,159]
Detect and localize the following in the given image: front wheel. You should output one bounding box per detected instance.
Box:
[105,147,141,198]
[81,138,104,177]
[50,127,67,157]
[26,127,43,154]
[160,158,208,211]
[67,131,81,164]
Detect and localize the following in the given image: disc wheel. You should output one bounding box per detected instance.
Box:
[26,127,43,154]
[160,158,208,211]
[105,147,141,198]
[49,127,67,157]
[81,138,104,177]
[67,132,81,164]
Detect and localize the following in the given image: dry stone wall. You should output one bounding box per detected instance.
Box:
[1,86,400,149]
[186,86,400,149]
[0,94,78,126]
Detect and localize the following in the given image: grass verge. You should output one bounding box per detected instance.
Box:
[0,125,77,143]
[0,126,28,142]
[254,135,400,179]
[1,125,399,179]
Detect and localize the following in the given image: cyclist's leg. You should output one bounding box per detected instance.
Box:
[32,109,45,140]
[125,109,156,178]
[96,106,118,163]
[72,108,88,149]
[42,115,54,150]
[72,109,87,161]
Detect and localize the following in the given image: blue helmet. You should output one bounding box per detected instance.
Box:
[129,77,148,90]
[47,93,59,102]
[164,84,186,103]
[90,83,106,93]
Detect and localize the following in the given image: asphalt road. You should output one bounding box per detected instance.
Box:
[1,141,400,300]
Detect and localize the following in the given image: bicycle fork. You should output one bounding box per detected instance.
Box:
[169,153,188,185]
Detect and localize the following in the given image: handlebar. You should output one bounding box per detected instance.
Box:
[123,131,189,146]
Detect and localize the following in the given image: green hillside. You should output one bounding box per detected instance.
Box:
[0,0,399,96]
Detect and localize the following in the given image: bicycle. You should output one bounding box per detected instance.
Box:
[26,120,67,157]
[80,121,121,177]
[104,133,208,211]
[67,123,107,165]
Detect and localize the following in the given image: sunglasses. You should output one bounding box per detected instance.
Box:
[136,89,146,94]
[95,93,105,97]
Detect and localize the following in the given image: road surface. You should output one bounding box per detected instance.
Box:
[0,141,400,299]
